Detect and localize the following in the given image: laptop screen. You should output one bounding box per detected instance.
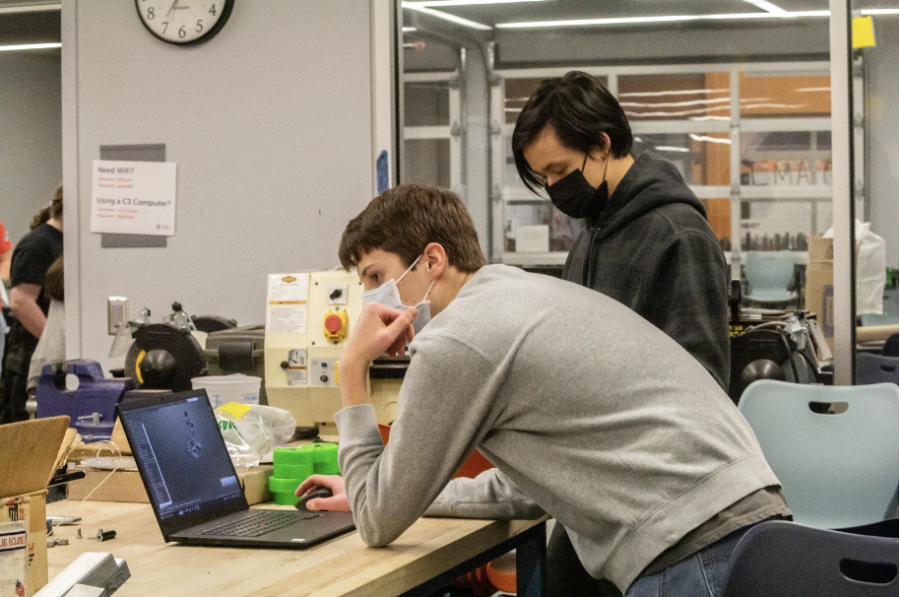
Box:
[118,390,247,537]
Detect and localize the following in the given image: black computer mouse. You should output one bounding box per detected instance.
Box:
[295,486,333,511]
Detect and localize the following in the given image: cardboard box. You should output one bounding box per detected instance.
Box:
[67,465,274,506]
[0,416,71,596]
[65,470,149,504]
[1,492,46,597]
[806,235,835,352]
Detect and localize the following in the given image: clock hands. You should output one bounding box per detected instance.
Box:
[140,0,228,43]
[166,0,190,16]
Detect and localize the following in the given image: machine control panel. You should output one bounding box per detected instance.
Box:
[267,270,398,433]
[309,358,339,386]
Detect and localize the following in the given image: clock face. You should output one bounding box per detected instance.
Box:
[135,0,234,45]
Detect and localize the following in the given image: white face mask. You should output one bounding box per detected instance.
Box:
[361,254,435,334]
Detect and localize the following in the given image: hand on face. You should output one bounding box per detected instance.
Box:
[344,302,417,364]
[295,475,351,512]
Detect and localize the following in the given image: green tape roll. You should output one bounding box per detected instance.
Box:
[273,492,301,506]
[314,463,341,476]
[297,443,339,464]
[268,476,303,494]
[274,463,314,480]
[273,447,315,466]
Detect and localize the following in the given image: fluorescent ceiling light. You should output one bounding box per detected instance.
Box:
[499,15,695,28]
[496,10,830,29]
[405,0,549,5]
[0,42,62,52]
[619,97,763,108]
[619,89,730,98]
[742,102,805,110]
[655,146,691,153]
[861,8,900,15]
[403,2,492,30]
[402,27,418,32]
[0,3,60,14]
[689,134,732,145]
[626,101,804,118]
[742,0,788,14]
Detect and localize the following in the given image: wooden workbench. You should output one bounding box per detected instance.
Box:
[45,500,547,596]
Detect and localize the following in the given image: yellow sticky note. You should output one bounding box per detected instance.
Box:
[852,16,876,49]
[217,402,253,419]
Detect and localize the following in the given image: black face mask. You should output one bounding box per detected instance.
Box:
[546,153,609,220]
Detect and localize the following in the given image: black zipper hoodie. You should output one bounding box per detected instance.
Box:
[563,152,730,391]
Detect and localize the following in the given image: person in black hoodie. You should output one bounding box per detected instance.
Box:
[513,72,731,596]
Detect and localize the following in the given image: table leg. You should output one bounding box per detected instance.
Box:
[516,522,547,597]
[399,520,548,597]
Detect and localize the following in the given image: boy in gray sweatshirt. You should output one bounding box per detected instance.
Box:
[297,184,790,595]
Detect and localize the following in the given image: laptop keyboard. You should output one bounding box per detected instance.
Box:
[200,510,319,538]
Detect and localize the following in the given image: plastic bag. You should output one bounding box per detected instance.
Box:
[824,220,886,315]
[214,402,296,469]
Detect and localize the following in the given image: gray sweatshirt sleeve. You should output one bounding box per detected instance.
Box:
[334,334,540,547]
[424,468,545,519]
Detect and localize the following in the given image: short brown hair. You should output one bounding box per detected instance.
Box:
[339,185,486,273]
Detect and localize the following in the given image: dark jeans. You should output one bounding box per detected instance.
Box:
[550,522,756,597]
[548,522,622,597]
[626,524,753,597]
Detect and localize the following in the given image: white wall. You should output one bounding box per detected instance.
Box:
[63,1,380,371]
[0,51,61,246]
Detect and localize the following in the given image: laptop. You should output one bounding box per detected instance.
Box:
[117,389,355,548]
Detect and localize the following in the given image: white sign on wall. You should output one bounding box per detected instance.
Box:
[90,160,177,236]
[266,274,310,336]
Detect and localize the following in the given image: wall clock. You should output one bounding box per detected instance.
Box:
[135,0,235,46]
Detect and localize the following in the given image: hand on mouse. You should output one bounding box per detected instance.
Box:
[295,475,351,512]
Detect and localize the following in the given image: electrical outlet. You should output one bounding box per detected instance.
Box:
[108,297,129,335]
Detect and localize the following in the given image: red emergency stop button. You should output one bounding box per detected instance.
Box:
[324,309,349,342]
[325,314,343,334]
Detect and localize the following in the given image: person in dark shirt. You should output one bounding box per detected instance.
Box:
[512,72,730,596]
[0,186,64,424]
[0,217,13,379]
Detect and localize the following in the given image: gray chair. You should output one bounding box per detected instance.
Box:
[723,520,899,596]
[857,352,899,385]
[738,380,899,529]
[744,251,797,305]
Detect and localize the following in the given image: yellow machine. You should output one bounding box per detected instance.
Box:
[264,270,403,436]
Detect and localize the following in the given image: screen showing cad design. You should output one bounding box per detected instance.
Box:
[124,396,242,520]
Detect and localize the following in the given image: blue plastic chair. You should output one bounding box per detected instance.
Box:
[738,380,899,529]
[857,353,899,385]
[723,520,899,597]
[860,288,899,327]
[744,251,797,304]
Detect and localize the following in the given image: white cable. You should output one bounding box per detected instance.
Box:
[745,321,789,332]
[70,442,123,513]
